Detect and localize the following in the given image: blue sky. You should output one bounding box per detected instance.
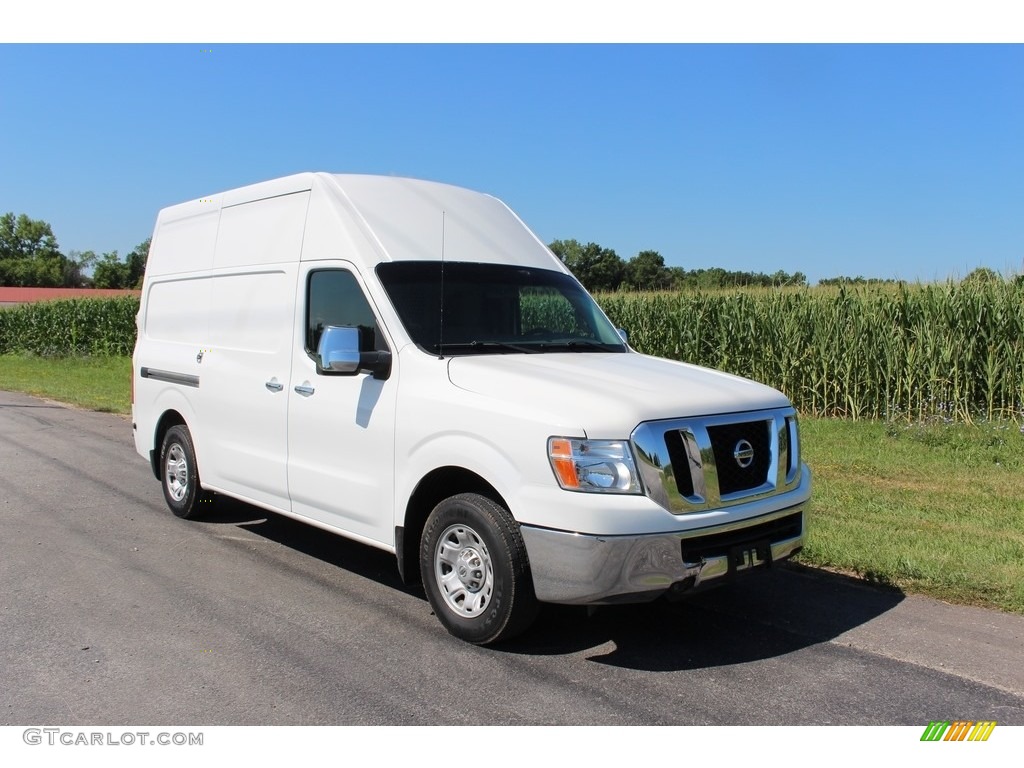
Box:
[1,42,1022,284]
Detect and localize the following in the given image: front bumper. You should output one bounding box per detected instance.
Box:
[520,504,806,605]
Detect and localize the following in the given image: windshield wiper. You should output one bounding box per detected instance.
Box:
[549,340,624,352]
[435,340,539,355]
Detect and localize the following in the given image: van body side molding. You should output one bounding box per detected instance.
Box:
[140,367,200,388]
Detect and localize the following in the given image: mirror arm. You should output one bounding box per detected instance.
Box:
[360,350,392,380]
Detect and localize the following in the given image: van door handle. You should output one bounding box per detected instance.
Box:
[265,378,283,392]
[294,383,315,397]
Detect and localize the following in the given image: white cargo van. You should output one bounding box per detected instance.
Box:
[133,172,810,644]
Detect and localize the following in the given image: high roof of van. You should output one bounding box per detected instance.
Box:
[148,173,565,278]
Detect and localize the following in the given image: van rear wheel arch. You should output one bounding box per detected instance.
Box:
[150,410,187,480]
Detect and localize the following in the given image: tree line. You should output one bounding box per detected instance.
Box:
[548,239,808,292]
[0,213,810,293]
[0,212,148,289]
[818,267,1021,287]
[3,212,1016,292]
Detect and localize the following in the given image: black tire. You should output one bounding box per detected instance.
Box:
[159,424,209,519]
[420,493,539,645]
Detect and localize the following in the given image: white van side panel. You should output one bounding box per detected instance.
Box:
[198,266,297,509]
[214,191,310,269]
[205,270,294,353]
[147,203,220,277]
[144,277,212,345]
[136,201,217,457]
[196,191,310,510]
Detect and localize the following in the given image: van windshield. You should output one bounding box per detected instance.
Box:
[376,262,627,355]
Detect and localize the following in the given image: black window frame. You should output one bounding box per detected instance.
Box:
[304,268,389,361]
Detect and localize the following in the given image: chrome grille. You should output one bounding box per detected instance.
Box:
[631,408,801,514]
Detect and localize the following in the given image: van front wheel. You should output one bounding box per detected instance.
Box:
[160,424,208,519]
[420,493,538,645]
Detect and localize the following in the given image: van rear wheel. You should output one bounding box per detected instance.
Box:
[420,493,538,645]
[160,424,209,519]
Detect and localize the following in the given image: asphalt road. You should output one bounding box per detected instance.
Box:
[2,388,1023,726]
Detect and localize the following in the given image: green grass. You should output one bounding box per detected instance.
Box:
[0,354,132,414]
[799,417,1024,614]
[2,354,1022,614]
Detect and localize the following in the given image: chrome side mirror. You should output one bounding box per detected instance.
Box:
[317,326,361,374]
[317,325,392,379]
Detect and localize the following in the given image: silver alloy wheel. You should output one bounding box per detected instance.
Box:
[165,443,189,502]
[434,523,494,618]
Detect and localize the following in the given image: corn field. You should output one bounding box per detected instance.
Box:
[597,281,1024,423]
[2,284,1022,424]
[0,297,139,357]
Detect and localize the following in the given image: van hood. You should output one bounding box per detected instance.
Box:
[446,352,791,438]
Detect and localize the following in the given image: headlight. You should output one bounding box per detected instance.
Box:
[547,437,642,494]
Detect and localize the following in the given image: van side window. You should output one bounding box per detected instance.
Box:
[306,270,386,355]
